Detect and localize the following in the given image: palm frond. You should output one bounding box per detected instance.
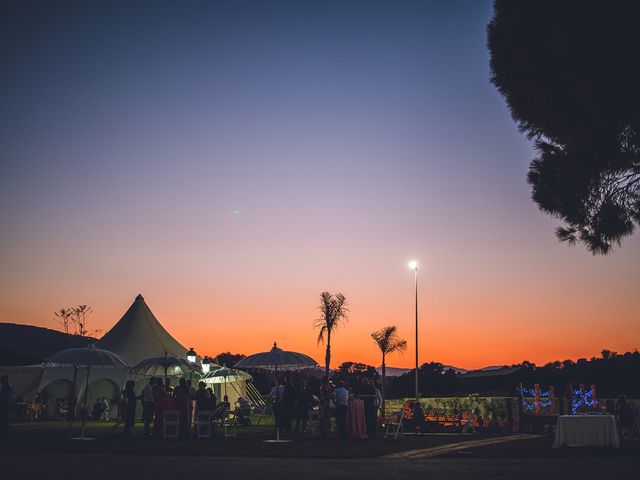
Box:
[371,325,407,356]
[316,325,327,345]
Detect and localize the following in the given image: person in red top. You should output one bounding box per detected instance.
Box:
[174,378,190,438]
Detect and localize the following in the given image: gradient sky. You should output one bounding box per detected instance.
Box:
[1,0,638,370]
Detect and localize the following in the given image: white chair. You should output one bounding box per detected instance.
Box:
[163,410,179,439]
[221,408,236,438]
[195,410,213,439]
[384,410,405,440]
[251,404,270,425]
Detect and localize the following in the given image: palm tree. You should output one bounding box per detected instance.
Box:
[314,291,348,377]
[371,326,407,415]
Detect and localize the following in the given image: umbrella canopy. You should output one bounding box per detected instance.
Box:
[234,342,317,443]
[131,355,197,377]
[201,366,252,384]
[233,342,318,369]
[44,346,129,440]
[45,347,129,368]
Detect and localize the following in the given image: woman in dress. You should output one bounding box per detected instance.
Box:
[174,378,190,438]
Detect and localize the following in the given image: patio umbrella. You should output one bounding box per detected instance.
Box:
[131,353,197,379]
[45,346,129,440]
[234,342,318,442]
[201,365,252,399]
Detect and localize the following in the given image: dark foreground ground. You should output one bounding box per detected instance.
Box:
[1,449,639,480]
[2,423,638,479]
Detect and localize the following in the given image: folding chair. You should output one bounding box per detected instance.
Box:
[384,410,405,440]
[221,408,236,438]
[461,409,478,434]
[251,403,271,425]
[195,410,213,439]
[163,410,179,439]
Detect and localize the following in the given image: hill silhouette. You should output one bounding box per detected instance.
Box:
[0,323,95,366]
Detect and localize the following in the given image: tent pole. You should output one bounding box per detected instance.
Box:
[69,365,78,431]
[275,364,279,441]
[81,364,91,440]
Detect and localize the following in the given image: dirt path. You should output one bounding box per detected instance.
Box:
[385,433,545,458]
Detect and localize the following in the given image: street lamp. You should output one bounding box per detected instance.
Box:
[202,355,211,375]
[187,347,197,364]
[408,260,419,402]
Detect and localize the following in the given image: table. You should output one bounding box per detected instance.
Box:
[347,398,367,439]
[553,415,620,448]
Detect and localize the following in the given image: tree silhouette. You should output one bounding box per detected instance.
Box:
[314,291,348,377]
[371,326,407,411]
[71,304,98,336]
[215,352,246,367]
[54,308,73,334]
[488,0,640,254]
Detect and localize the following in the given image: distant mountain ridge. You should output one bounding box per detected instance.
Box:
[376,365,469,377]
[0,323,95,366]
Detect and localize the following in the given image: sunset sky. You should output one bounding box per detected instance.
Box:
[1,0,638,370]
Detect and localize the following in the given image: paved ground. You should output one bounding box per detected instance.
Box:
[2,434,639,479]
[3,423,639,479]
[2,451,639,480]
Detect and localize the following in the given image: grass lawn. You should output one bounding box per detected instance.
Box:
[4,419,481,458]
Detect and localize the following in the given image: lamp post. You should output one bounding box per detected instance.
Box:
[202,355,211,375]
[408,260,419,402]
[186,347,197,381]
[187,347,197,364]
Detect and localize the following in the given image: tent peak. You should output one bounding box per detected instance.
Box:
[136,294,145,301]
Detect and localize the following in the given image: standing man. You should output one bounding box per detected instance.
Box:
[186,379,197,429]
[295,380,313,433]
[332,381,349,439]
[1,375,14,439]
[373,381,382,435]
[281,377,296,433]
[269,378,283,430]
[141,377,155,436]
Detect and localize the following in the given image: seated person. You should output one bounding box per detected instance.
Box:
[92,398,105,420]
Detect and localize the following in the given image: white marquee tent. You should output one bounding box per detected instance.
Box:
[1,294,251,417]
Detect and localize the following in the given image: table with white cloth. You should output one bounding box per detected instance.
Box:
[553,415,620,448]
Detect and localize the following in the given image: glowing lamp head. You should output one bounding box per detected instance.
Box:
[186,347,197,364]
[201,355,211,374]
[408,260,418,271]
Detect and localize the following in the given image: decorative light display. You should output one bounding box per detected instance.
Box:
[516,385,554,412]
[571,385,598,413]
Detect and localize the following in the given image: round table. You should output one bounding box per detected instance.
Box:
[347,398,367,439]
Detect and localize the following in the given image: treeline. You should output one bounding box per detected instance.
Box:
[220,350,640,398]
[513,350,640,398]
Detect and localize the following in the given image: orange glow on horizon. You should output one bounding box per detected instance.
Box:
[4,270,638,371]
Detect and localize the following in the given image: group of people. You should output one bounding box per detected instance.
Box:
[1,375,14,439]
[272,376,382,439]
[269,377,315,433]
[604,395,637,437]
[117,377,231,437]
